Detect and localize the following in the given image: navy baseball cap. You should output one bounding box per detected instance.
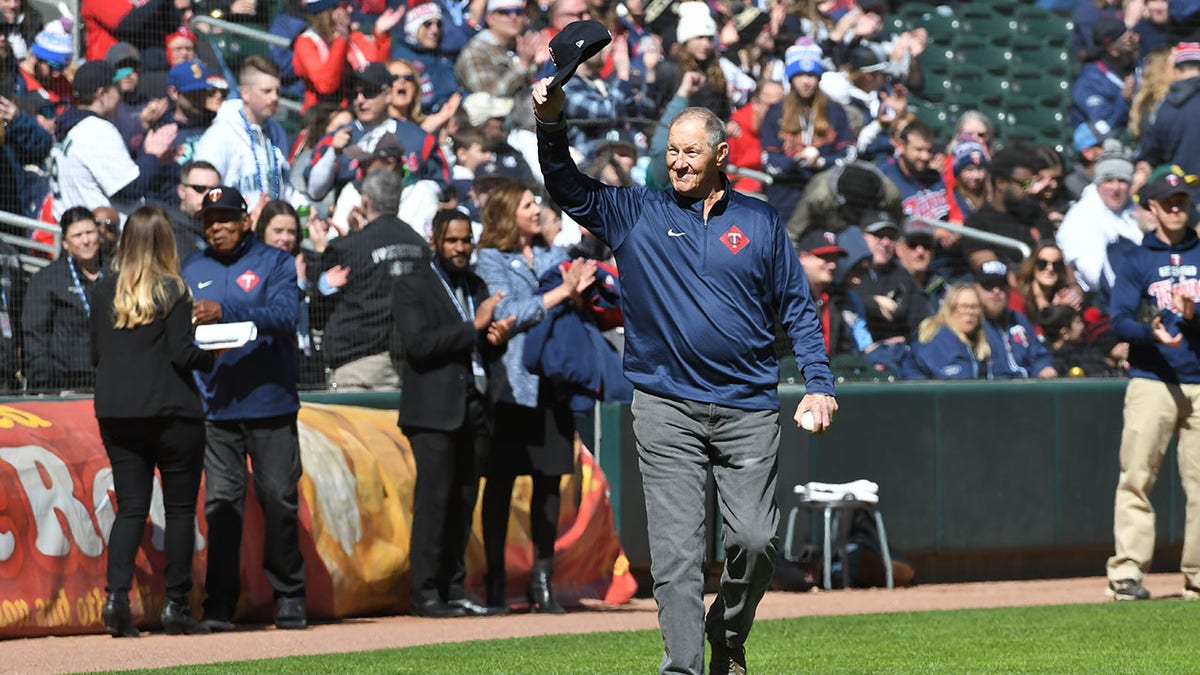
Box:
[797,229,847,257]
[200,186,248,218]
[547,20,611,91]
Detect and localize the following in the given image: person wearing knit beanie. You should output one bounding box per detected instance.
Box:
[950,135,990,221]
[404,2,443,45]
[674,1,716,45]
[29,18,72,69]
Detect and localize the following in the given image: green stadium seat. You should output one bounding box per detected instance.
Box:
[919,77,956,104]
[953,43,1013,73]
[897,2,942,21]
[916,14,961,43]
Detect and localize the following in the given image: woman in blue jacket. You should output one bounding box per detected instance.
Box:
[902,284,993,379]
[474,181,594,614]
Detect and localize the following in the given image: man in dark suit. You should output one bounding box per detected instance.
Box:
[392,209,513,617]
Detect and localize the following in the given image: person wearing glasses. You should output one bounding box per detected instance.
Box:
[392,2,461,121]
[1011,241,1086,325]
[306,62,450,214]
[455,0,544,130]
[162,159,222,262]
[900,283,991,380]
[291,0,401,113]
[850,210,930,345]
[962,146,1048,273]
[973,259,1057,380]
[1105,167,1200,601]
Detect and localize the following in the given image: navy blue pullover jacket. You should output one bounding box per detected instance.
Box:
[1110,228,1200,383]
[537,123,834,410]
[182,233,300,420]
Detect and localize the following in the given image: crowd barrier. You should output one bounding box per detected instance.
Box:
[0,398,635,638]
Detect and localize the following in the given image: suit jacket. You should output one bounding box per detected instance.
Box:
[392,262,500,432]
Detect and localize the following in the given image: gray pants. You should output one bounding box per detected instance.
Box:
[632,389,780,675]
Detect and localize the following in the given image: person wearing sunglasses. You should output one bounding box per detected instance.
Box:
[1105,166,1200,602]
[455,0,542,130]
[1057,149,1144,297]
[962,146,1048,273]
[167,159,222,261]
[291,0,402,113]
[392,1,461,121]
[1012,241,1086,331]
[17,17,72,106]
[973,259,1057,380]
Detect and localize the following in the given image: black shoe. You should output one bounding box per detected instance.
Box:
[527,563,565,614]
[161,599,210,635]
[411,600,468,618]
[709,640,747,675]
[275,597,307,630]
[1107,578,1150,601]
[447,598,507,616]
[201,616,234,632]
[102,593,140,638]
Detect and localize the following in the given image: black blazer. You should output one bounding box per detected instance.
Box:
[392,263,500,432]
[89,275,215,419]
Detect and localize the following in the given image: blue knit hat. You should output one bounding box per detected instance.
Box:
[952,138,990,176]
[785,39,824,80]
[30,19,73,68]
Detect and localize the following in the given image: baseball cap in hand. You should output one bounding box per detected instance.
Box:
[346,132,406,163]
[797,229,847,257]
[200,186,248,217]
[547,20,611,90]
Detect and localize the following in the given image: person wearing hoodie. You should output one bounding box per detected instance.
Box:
[194,56,297,206]
[391,1,461,116]
[49,60,178,220]
[1105,168,1200,602]
[0,92,51,220]
[1137,43,1200,177]
[1070,16,1138,129]
[785,159,901,247]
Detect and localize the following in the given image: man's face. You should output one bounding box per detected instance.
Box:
[1149,193,1193,236]
[115,68,139,94]
[897,235,933,275]
[436,218,474,272]
[354,85,390,126]
[179,167,221,216]
[665,116,727,198]
[800,251,839,288]
[899,134,933,175]
[976,278,1009,320]
[239,71,280,122]
[166,37,196,67]
[1096,178,1131,212]
[456,142,491,171]
[1148,0,1169,22]
[63,219,100,262]
[865,228,897,265]
[203,212,251,255]
[488,5,529,43]
[552,0,588,30]
[91,206,119,245]
[1002,167,1034,201]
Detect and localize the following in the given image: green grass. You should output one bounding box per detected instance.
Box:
[103,602,1200,673]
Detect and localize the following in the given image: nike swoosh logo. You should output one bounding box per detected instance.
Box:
[668,229,686,237]
[197,280,214,289]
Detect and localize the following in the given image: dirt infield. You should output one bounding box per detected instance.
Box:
[2,573,1189,674]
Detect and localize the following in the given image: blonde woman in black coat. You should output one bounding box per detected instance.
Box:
[90,206,215,637]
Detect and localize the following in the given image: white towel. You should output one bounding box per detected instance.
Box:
[194,322,258,350]
[793,479,880,504]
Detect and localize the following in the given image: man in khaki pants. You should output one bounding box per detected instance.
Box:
[1106,166,1200,600]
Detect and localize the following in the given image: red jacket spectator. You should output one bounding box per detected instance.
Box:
[293,1,400,112]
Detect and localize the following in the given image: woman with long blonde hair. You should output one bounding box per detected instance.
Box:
[902,284,992,379]
[90,206,215,637]
[1129,46,1175,141]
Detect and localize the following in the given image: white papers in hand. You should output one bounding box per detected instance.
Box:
[194,322,258,350]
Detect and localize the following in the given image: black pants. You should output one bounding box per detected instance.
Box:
[202,413,305,621]
[100,416,205,601]
[408,392,488,606]
[482,473,562,578]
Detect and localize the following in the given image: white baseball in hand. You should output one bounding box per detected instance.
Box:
[800,146,820,164]
[800,411,815,432]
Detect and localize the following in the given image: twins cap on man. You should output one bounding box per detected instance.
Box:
[797,229,847,257]
[975,259,1009,284]
[546,19,612,91]
[200,186,249,217]
[1136,165,1199,204]
[860,210,898,235]
[352,62,398,94]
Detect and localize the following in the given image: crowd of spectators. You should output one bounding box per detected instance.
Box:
[3,0,1200,394]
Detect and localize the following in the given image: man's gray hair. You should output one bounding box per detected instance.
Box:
[670,107,727,148]
[361,168,403,216]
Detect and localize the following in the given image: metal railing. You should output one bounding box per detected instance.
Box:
[0,211,59,272]
[911,216,1033,260]
[189,15,303,115]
